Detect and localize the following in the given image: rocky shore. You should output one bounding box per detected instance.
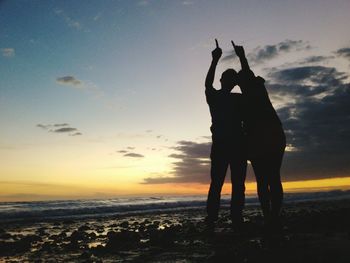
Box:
[1,198,350,262]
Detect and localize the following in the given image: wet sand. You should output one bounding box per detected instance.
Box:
[1,198,350,262]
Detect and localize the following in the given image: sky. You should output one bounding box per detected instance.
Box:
[1,0,350,201]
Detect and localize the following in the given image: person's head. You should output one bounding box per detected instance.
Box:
[220,68,238,92]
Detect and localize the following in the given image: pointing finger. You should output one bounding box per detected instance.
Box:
[215,39,219,48]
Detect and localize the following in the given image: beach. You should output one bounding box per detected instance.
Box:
[1,193,350,262]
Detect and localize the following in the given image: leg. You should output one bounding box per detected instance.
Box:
[230,157,247,223]
[206,143,229,221]
[268,148,285,219]
[251,159,271,220]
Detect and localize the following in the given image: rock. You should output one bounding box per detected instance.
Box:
[40,242,53,252]
[80,251,92,259]
[21,234,42,244]
[0,232,12,239]
[37,227,47,236]
[105,230,140,251]
[149,226,177,247]
[89,232,97,239]
[78,225,91,231]
[70,230,89,242]
[0,238,32,255]
[120,221,129,228]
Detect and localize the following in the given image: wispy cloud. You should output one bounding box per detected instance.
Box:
[223,39,311,64]
[70,132,82,136]
[182,1,194,5]
[336,47,350,62]
[56,76,82,87]
[124,153,144,158]
[54,9,81,30]
[299,55,334,65]
[138,0,150,6]
[53,127,77,133]
[93,12,103,21]
[36,123,82,136]
[1,48,15,57]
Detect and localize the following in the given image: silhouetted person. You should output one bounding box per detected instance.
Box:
[205,39,247,227]
[233,42,286,228]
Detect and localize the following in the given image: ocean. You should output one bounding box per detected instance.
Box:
[0,190,349,223]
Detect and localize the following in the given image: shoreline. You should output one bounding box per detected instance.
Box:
[1,198,350,262]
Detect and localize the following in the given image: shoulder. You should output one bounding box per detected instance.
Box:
[239,69,255,78]
[255,76,265,84]
[205,86,218,96]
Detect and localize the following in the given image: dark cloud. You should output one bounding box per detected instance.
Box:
[268,66,347,86]
[143,141,211,184]
[143,140,256,184]
[223,39,310,64]
[56,76,82,87]
[127,147,135,150]
[266,65,350,180]
[124,153,144,158]
[117,150,128,153]
[144,63,350,184]
[252,40,310,64]
[336,47,350,59]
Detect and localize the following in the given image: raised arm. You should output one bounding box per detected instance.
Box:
[231,41,250,72]
[205,39,222,90]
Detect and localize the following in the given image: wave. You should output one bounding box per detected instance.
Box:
[0,190,349,223]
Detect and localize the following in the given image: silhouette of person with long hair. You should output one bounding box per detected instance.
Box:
[232,41,286,230]
[205,39,247,228]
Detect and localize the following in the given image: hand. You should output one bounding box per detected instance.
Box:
[231,41,245,58]
[211,39,222,62]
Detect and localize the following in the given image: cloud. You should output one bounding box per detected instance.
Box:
[336,47,350,59]
[143,141,211,184]
[267,66,347,86]
[36,124,51,130]
[144,60,350,184]
[56,76,82,87]
[138,0,149,6]
[36,123,82,136]
[53,123,69,127]
[93,12,102,21]
[70,132,82,136]
[223,39,310,64]
[299,55,334,65]
[1,48,15,57]
[53,127,77,133]
[265,65,350,180]
[124,153,144,158]
[54,9,81,30]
